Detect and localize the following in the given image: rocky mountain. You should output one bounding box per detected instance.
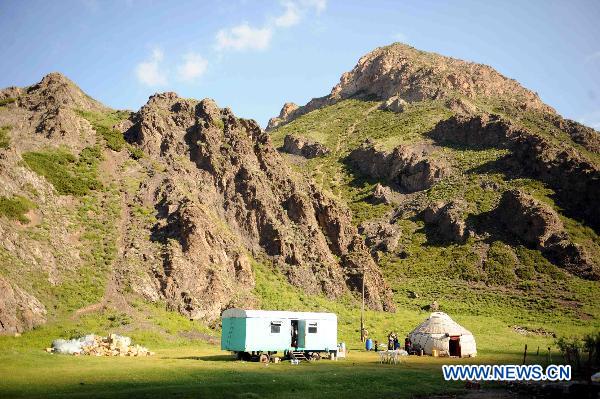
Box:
[267,43,554,129]
[268,43,600,327]
[0,73,393,334]
[1,43,599,336]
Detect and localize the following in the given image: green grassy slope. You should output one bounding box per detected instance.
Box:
[269,98,600,334]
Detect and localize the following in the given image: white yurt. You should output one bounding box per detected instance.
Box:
[408,312,477,357]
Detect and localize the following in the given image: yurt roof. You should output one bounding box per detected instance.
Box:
[410,312,473,336]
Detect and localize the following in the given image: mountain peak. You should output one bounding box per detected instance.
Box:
[22,72,106,112]
[268,42,555,129]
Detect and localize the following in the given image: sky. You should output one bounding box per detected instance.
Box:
[1,0,599,129]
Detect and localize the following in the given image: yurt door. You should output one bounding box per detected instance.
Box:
[449,336,461,357]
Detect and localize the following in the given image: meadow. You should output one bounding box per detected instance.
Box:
[0,315,561,399]
[0,260,593,399]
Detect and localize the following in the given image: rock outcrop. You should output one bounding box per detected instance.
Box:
[421,201,469,243]
[0,277,46,334]
[382,95,408,113]
[126,93,395,318]
[371,183,397,205]
[430,114,600,232]
[495,190,598,280]
[267,102,299,130]
[347,140,449,192]
[281,134,330,158]
[359,220,400,253]
[547,116,600,153]
[0,72,103,151]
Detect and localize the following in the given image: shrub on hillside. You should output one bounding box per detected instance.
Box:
[0,97,16,107]
[128,145,144,160]
[484,241,517,285]
[0,125,10,149]
[76,109,128,152]
[23,147,102,196]
[0,195,36,223]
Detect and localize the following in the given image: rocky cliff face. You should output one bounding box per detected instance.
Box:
[0,78,394,333]
[281,134,330,158]
[0,277,46,334]
[347,140,449,193]
[494,190,598,280]
[430,114,600,232]
[125,93,394,319]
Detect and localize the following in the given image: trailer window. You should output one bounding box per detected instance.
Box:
[270,322,281,333]
[308,323,317,334]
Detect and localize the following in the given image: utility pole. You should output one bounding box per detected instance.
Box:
[360,263,365,342]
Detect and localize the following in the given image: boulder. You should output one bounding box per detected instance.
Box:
[281,134,330,158]
[371,183,396,205]
[495,190,598,280]
[359,220,401,253]
[382,95,408,113]
[421,200,469,243]
[347,140,449,192]
[0,277,46,334]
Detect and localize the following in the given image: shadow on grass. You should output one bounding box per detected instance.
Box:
[0,358,467,399]
[170,355,234,362]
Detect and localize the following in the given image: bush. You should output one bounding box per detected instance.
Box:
[0,195,36,223]
[107,312,133,327]
[517,246,564,280]
[484,241,517,285]
[95,125,125,151]
[0,125,10,149]
[129,145,144,160]
[0,97,16,107]
[76,109,129,152]
[22,147,102,196]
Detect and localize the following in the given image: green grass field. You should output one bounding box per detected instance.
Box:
[0,259,591,399]
[0,316,561,399]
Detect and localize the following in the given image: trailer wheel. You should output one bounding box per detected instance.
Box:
[259,353,270,363]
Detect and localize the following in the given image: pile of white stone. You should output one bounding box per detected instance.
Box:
[47,333,154,357]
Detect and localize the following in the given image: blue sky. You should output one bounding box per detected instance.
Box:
[1,0,599,129]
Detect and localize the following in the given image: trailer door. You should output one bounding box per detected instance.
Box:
[297,320,306,349]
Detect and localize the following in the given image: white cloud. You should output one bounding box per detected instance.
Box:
[135,48,168,86]
[216,23,273,51]
[275,1,301,28]
[177,52,208,82]
[215,0,327,52]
